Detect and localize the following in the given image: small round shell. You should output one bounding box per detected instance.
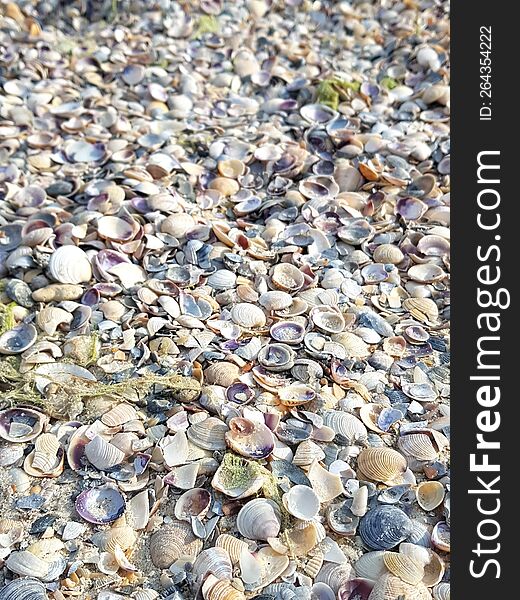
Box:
[236,498,281,541]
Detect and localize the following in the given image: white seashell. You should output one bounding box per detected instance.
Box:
[6,550,49,578]
[126,489,150,530]
[48,245,92,284]
[282,485,320,520]
[62,521,87,541]
[231,303,266,328]
[161,431,189,467]
[239,549,263,584]
[351,485,369,517]
[101,403,138,427]
[84,435,125,471]
[307,460,344,503]
[237,498,281,541]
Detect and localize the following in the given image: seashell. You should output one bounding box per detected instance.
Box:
[283,485,320,520]
[231,303,266,328]
[259,291,293,311]
[431,521,450,553]
[0,323,38,355]
[101,403,139,427]
[161,213,196,238]
[398,433,440,461]
[359,506,413,550]
[270,320,306,344]
[174,488,212,521]
[278,383,316,407]
[282,521,319,557]
[307,460,344,503]
[322,410,367,443]
[416,481,445,511]
[9,466,31,493]
[215,534,251,564]
[315,563,353,593]
[383,552,424,585]
[357,447,408,485]
[0,408,46,443]
[187,417,229,450]
[0,518,24,546]
[250,546,290,591]
[204,363,240,387]
[304,551,324,579]
[35,306,72,335]
[239,548,263,585]
[5,278,34,308]
[48,245,92,284]
[203,577,246,600]
[193,547,233,583]
[237,498,281,541]
[408,264,445,283]
[166,463,200,489]
[301,103,338,124]
[212,453,266,499]
[372,244,404,265]
[338,579,374,600]
[6,550,49,578]
[433,583,450,600]
[75,485,126,524]
[351,485,369,517]
[0,578,47,600]
[92,525,137,553]
[292,439,325,466]
[270,263,305,292]
[367,573,427,600]
[332,332,370,358]
[61,520,87,541]
[225,417,275,459]
[149,521,203,568]
[257,343,295,372]
[85,435,125,471]
[31,433,60,472]
[354,551,388,581]
[207,269,237,290]
[402,298,439,324]
[310,306,345,334]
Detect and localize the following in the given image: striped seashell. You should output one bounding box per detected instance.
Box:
[315,563,353,593]
[357,447,408,484]
[6,550,49,578]
[187,417,229,450]
[398,433,439,461]
[292,439,326,466]
[433,582,450,600]
[84,436,125,471]
[230,303,266,328]
[48,245,92,284]
[367,573,412,600]
[383,552,424,585]
[372,244,404,265]
[149,521,203,569]
[193,547,233,584]
[359,506,413,551]
[203,576,246,600]
[0,519,24,546]
[215,534,250,564]
[0,578,47,600]
[354,551,388,581]
[304,551,324,578]
[35,306,73,335]
[92,525,137,553]
[237,498,281,541]
[101,403,138,427]
[322,410,368,443]
[204,363,240,387]
[32,433,60,472]
[402,298,439,324]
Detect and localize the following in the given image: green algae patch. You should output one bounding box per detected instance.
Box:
[316,78,361,110]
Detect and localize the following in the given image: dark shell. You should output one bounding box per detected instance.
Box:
[75,485,126,524]
[0,578,47,600]
[358,505,413,550]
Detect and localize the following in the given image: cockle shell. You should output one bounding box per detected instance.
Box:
[203,576,246,600]
[372,244,404,265]
[383,552,424,585]
[292,439,326,466]
[357,447,408,485]
[48,245,92,284]
[402,298,439,324]
[84,435,125,471]
[149,521,203,568]
[359,506,414,550]
[354,551,388,581]
[311,306,346,334]
[174,488,212,521]
[0,578,47,600]
[236,498,281,540]
[416,481,445,511]
[32,432,60,472]
[398,433,440,461]
[225,417,275,459]
[92,525,137,553]
[215,534,251,564]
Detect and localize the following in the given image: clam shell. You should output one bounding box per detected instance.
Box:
[215,534,251,564]
[259,291,293,311]
[32,433,60,472]
[204,363,240,387]
[383,552,424,585]
[0,323,38,355]
[431,521,450,552]
[398,433,439,461]
[48,245,92,284]
[315,563,353,594]
[75,485,126,524]
[257,343,295,371]
[174,488,212,521]
[402,298,439,324]
[193,547,233,584]
[310,306,345,334]
[322,410,367,443]
[270,320,306,344]
[270,263,305,292]
[250,546,290,591]
[282,485,320,520]
[0,408,46,443]
[354,551,388,581]
[0,578,47,600]
[211,454,266,499]
[92,525,137,553]
[357,447,408,485]
[359,506,413,551]
[225,417,274,459]
[6,550,49,578]
[292,439,326,466]
[433,583,450,600]
[236,498,281,540]
[278,383,316,407]
[372,244,404,265]
[149,521,203,568]
[84,435,125,471]
[187,417,229,450]
[101,403,138,427]
[231,303,266,328]
[203,577,246,600]
[416,481,445,511]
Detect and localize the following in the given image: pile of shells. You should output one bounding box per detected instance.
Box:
[0,0,450,598]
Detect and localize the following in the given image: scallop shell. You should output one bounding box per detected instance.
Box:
[85,435,125,471]
[416,481,445,511]
[204,363,240,387]
[101,403,139,427]
[236,498,281,541]
[322,410,368,443]
[193,547,233,584]
[372,244,404,265]
[0,578,47,600]
[149,521,203,568]
[357,447,408,485]
[383,552,424,585]
[231,303,266,328]
[225,417,275,459]
[187,417,229,450]
[282,485,321,520]
[48,245,92,284]
[270,263,305,292]
[315,563,353,594]
[359,506,413,551]
[6,550,49,578]
[215,534,251,564]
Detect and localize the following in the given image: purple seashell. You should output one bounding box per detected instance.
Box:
[226,383,254,405]
[221,340,239,351]
[131,197,150,213]
[93,282,123,297]
[338,578,374,600]
[81,288,100,307]
[395,197,428,220]
[75,485,126,524]
[377,408,404,432]
[134,453,151,476]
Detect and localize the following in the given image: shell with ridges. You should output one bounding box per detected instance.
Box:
[383,552,424,585]
[101,403,138,427]
[357,447,408,485]
[359,505,413,551]
[84,435,125,471]
[48,245,92,284]
[149,521,203,569]
[0,578,47,600]
[187,417,229,450]
[193,547,233,584]
[215,534,251,564]
[236,498,281,541]
[230,303,266,328]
